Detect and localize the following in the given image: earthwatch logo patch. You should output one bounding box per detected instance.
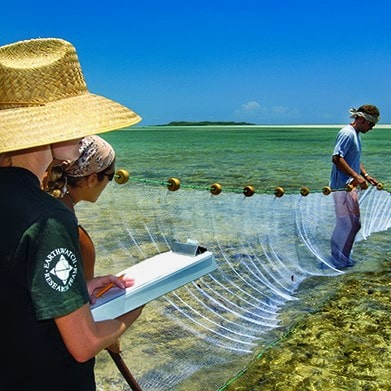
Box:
[43,248,78,292]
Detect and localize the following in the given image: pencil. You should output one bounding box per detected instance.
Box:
[95,273,126,298]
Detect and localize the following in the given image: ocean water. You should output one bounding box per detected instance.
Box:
[75,125,391,390]
[102,125,391,192]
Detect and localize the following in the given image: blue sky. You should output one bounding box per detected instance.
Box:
[2,0,391,125]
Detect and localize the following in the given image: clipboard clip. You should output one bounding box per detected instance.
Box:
[172,239,207,256]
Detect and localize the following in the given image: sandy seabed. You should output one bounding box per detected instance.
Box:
[224,267,391,391]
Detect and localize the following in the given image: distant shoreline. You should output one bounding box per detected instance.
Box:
[159,121,255,126]
[149,122,391,129]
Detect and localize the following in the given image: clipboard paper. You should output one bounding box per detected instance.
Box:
[91,250,216,321]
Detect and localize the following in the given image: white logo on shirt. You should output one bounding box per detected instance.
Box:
[50,255,73,284]
[43,248,78,292]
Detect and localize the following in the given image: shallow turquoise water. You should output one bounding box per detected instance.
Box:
[82,125,391,390]
[104,125,391,193]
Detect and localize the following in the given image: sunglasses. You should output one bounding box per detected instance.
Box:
[103,171,115,181]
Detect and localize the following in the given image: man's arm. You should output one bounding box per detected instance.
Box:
[332,155,368,189]
[360,163,378,186]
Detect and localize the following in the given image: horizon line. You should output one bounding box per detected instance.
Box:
[137,124,391,128]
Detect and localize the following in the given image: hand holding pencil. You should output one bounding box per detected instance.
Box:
[96,273,126,297]
[88,274,135,304]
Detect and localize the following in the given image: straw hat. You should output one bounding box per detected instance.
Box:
[0,38,141,153]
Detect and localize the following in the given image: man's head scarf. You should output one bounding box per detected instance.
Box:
[349,108,379,124]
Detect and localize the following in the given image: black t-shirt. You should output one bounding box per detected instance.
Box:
[0,167,95,390]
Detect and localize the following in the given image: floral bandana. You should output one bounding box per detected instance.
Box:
[65,135,115,177]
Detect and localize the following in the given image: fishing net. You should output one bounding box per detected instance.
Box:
[76,182,391,391]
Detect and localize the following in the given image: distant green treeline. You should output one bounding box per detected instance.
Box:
[161,121,255,126]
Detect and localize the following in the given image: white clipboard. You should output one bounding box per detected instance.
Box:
[91,250,216,321]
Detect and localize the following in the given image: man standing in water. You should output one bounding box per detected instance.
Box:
[329,104,380,269]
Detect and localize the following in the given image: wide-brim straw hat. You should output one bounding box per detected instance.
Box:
[0,38,141,153]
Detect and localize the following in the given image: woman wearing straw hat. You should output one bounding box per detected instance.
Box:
[0,38,142,390]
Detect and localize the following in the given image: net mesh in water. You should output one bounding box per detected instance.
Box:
[76,184,391,391]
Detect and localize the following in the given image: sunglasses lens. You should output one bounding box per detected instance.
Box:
[104,172,114,181]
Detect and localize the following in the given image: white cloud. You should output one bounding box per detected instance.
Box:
[240,101,262,113]
[270,105,288,114]
[234,101,299,123]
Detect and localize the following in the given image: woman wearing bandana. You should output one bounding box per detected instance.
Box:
[44,135,116,280]
[44,135,137,368]
[329,104,380,268]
